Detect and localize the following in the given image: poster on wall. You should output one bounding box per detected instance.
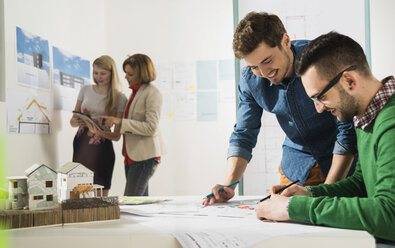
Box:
[52,46,90,110]
[16,27,50,90]
[7,88,52,134]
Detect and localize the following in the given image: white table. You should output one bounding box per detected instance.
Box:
[8,196,376,248]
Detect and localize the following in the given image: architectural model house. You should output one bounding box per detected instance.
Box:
[24,163,58,210]
[7,176,28,210]
[1,163,118,229]
[57,162,95,201]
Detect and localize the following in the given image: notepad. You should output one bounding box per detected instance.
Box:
[72,111,104,131]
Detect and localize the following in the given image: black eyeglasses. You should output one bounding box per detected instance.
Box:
[312,65,357,105]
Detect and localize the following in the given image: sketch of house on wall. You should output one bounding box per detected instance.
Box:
[7,176,28,210]
[24,163,58,210]
[57,162,103,200]
[17,98,50,134]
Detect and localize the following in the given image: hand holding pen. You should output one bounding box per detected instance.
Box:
[202,180,240,206]
[259,180,300,202]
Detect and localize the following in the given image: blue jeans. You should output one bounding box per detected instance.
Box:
[124,158,158,196]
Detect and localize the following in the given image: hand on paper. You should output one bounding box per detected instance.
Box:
[101,115,122,128]
[270,184,310,197]
[255,194,290,221]
[202,184,235,206]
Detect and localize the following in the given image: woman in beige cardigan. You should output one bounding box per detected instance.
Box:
[89,54,166,196]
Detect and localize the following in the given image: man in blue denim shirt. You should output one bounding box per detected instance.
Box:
[203,12,357,206]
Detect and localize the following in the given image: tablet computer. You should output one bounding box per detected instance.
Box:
[72,111,104,131]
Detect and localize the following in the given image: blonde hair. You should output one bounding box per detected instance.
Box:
[92,55,121,116]
[122,54,156,84]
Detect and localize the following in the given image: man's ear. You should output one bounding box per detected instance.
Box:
[342,71,357,90]
[282,33,291,49]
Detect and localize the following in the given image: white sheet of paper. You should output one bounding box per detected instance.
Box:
[120,196,374,248]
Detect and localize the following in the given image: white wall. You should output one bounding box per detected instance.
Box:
[1,0,107,183]
[1,0,235,197]
[370,0,395,79]
[105,0,235,196]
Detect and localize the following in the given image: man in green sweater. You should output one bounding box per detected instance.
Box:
[255,31,395,243]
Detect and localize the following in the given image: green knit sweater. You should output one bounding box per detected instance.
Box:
[288,95,395,241]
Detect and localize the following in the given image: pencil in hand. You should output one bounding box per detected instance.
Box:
[205,180,240,199]
[259,180,300,202]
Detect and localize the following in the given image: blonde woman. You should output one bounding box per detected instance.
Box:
[100,54,166,196]
[70,55,127,197]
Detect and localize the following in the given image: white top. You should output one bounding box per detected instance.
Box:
[78,85,127,118]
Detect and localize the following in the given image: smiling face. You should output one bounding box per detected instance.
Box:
[301,66,358,122]
[124,64,140,87]
[244,35,293,84]
[93,66,112,87]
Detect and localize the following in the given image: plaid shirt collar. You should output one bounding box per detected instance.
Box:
[354,76,395,130]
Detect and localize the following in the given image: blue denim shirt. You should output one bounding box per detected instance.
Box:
[228,40,357,184]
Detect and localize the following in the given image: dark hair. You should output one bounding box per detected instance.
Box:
[233,12,286,59]
[123,54,156,84]
[295,31,370,80]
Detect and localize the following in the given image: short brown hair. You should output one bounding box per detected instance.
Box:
[123,54,156,84]
[233,12,286,59]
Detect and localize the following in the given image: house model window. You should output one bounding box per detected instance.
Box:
[46,195,53,201]
[33,195,44,200]
[13,181,18,188]
[46,181,53,187]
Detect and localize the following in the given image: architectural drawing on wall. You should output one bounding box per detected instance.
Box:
[174,62,195,90]
[52,46,90,110]
[197,91,217,121]
[161,93,174,119]
[196,60,217,90]
[16,26,50,90]
[24,163,58,211]
[173,91,197,121]
[154,62,173,92]
[154,60,233,121]
[7,88,51,134]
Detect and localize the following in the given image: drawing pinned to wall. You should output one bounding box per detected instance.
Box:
[197,91,217,121]
[218,59,235,81]
[196,60,217,90]
[155,59,233,121]
[174,62,195,90]
[174,91,197,121]
[7,88,51,134]
[154,62,173,91]
[161,93,174,120]
[16,27,50,90]
[218,59,236,103]
[52,46,90,110]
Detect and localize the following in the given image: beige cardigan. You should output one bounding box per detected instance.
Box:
[120,83,166,161]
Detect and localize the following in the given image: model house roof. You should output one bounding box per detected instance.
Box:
[7,176,28,180]
[57,162,92,174]
[24,163,57,177]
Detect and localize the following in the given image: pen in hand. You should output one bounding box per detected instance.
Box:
[259,180,300,202]
[205,180,240,199]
